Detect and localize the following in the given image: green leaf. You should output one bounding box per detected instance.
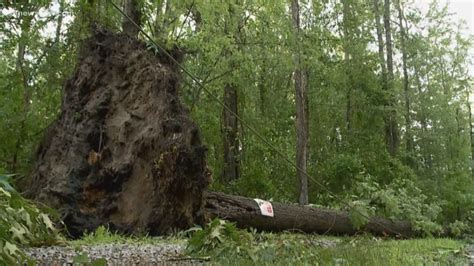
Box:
[3,241,20,256]
[73,252,90,264]
[39,213,55,230]
[10,223,28,243]
[0,187,11,198]
[350,204,369,230]
[91,258,107,266]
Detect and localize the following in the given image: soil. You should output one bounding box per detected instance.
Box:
[27,29,210,237]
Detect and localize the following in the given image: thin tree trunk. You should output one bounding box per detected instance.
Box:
[122,0,141,38]
[55,0,65,45]
[397,0,412,153]
[258,64,266,115]
[342,0,352,132]
[383,0,399,156]
[221,3,240,182]
[373,0,392,154]
[291,0,309,205]
[153,0,164,37]
[162,0,172,33]
[415,69,432,168]
[222,83,240,181]
[373,0,387,85]
[468,97,474,176]
[11,6,33,172]
[191,3,202,33]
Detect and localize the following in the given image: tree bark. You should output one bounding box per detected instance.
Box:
[153,0,164,37]
[222,83,240,181]
[291,0,309,205]
[383,0,399,156]
[11,5,33,172]
[205,192,417,237]
[397,0,412,154]
[122,0,141,38]
[373,0,387,83]
[258,64,267,115]
[342,0,352,132]
[221,3,240,182]
[468,97,474,176]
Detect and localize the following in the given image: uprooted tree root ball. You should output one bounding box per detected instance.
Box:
[28,30,210,237]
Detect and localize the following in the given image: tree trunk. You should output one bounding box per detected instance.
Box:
[383,0,399,156]
[222,83,240,181]
[373,0,387,83]
[122,0,141,38]
[397,0,412,154]
[415,70,432,168]
[11,7,33,172]
[291,0,309,205]
[468,97,474,175]
[54,0,65,45]
[258,64,266,115]
[205,192,417,237]
[153,0,164,37]
[342,0,352,132]
[221,3,240,182]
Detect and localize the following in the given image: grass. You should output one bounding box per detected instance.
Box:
[69,226,187,248]
[316,237,466,265]
[201,233,468,265]
[67,225,470,265]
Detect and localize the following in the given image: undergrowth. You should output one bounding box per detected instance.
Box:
[186,218,470,265]
[0,170,470,265]
[0,175,63,264]
[70,225,186,247]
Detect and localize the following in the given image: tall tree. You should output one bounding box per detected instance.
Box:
[153,0,165,37]
[291,0,309,205]
[396,0,412,154]
[373,0,398,156]
[342,0,353,132]
[122,0,142,37]
[222,3,240,182]
[468,96,474,174]
[373,0,387,89]
[383,0,398,156]
[11,1,35,172]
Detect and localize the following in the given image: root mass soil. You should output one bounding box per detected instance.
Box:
[28,30,210,237]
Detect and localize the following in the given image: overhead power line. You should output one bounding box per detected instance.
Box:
[108,0,405,238]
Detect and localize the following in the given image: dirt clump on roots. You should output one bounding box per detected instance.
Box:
[28,29,210,237]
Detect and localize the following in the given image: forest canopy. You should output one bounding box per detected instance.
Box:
[0,0,473,235]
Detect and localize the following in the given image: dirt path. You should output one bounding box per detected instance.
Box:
[25,243,203,265]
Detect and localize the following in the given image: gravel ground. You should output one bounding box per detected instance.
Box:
[467,244,474,265]
[25,243,204,265]
[24,239,472,265]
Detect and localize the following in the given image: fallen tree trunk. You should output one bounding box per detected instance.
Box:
[205,192,418,237]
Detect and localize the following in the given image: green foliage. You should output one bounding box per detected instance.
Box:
[349,201,373,230]
[0,175,62,264]
[72,252,107,266]
[327,154,365,193]
[71,225,185,247]
[186,219,468,265]
[349,175,446,235]
[187,218,251,256]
